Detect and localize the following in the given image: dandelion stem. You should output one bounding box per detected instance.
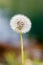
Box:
[20,32,24,65]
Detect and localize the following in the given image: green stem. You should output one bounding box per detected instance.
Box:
[20,32,24,65]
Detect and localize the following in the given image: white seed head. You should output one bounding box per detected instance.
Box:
[10,14,32,33]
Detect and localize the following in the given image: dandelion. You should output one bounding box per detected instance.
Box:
[10,14,32,65]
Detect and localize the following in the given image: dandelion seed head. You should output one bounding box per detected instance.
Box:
[10,14,32,33]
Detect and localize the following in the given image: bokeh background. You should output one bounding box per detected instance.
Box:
[0,0,43,65]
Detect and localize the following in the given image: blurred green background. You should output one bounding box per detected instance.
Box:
[0,0,43,42]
